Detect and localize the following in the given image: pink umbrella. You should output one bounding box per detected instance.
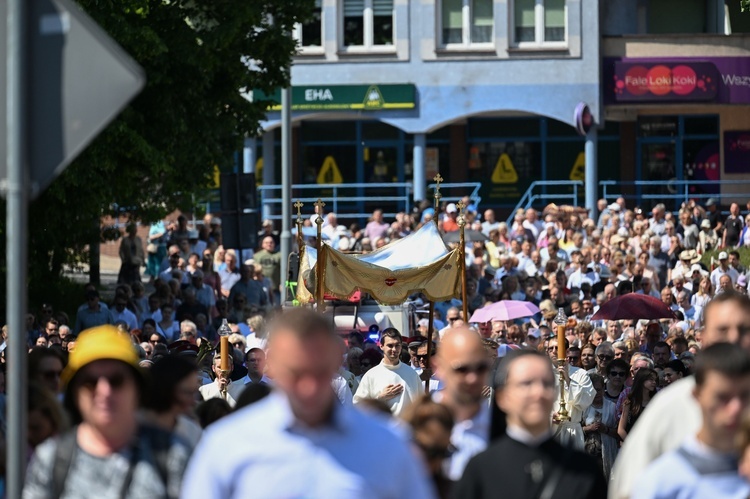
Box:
[469,300,540,323]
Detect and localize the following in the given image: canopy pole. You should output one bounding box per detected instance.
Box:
[425,301,435,393]
[294,200,304,305]
[457,201,468,321]
[314,199,325,312]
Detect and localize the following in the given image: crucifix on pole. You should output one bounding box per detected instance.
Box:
[314,199,325,311]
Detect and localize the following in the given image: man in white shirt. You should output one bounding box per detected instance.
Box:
[353,328,423,417]
[481,209,499,237]
[199,355,246,407]
[711,251,740,289]
[183,309,435,498]
[433,328,492,480]
[609,291,750,499]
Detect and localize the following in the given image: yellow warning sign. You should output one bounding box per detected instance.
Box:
[569,152,585,181]
[317,156,344,184]
[255,158,263,185]
[491,153,518,184]
[209,165,220,188]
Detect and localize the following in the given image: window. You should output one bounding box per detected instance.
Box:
[294,0,323,50]
[441,0,493,47]
[342,0,394,49]
[513,0,566,46]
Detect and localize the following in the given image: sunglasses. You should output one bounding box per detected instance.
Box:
[452,361,490,375]
[149,338,163,344]
[609,371,626,377]
[566,355,580,361]
[447,317,459,322]
[415,354,429,362]
[78,372,129,391]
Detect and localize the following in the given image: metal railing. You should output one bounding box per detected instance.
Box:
[506,180,584,224]
[600,180,750,209]
[257,182,482,221]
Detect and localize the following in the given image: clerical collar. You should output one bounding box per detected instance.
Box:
[506,425,553,447]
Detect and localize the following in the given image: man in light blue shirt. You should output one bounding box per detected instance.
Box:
[183,308,435,499]
[73,290,110,334]
[634,343,750,499]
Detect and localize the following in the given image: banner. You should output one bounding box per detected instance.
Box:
[604,57,750,104]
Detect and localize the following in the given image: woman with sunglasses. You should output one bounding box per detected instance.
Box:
[604,358,629,403]
[24,325,190,498]
[582,374,619,481]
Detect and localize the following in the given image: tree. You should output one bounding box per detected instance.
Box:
[12,0,313,302]
[743,0,750,12]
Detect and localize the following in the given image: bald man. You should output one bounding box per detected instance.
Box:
[433,327,492,480]
[610,291,750,499]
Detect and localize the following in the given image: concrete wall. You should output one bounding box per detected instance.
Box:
[262,0,601,132]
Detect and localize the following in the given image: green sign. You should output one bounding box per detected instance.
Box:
[254,84,416,111]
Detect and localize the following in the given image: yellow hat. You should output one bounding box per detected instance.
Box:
[62,325,140,385]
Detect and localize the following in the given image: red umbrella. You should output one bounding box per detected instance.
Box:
[591,293,677,321]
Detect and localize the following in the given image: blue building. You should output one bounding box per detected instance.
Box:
[247,0,750,218]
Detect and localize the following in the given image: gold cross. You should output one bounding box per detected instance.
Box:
[433,173,443,190]
[456,200,465,215]
[294,200,304,218]
[314,199,325,212]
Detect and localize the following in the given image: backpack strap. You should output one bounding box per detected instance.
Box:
[51,427,79,498]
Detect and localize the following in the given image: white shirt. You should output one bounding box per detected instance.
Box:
[711,266,739,289]
[199,380,246,408]
[353,361,423,417]
[609,377,701,499]
[332,374,353,407]
[553,364,596,451]
[182,391,436,499]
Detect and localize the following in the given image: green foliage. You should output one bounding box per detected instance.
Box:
[5,0,313,311]
[743,0,750,12]
[700,246,750,268]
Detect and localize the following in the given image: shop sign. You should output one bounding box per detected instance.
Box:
[724,131,750,174]
[604,57,750,104]
[254,84,416,111]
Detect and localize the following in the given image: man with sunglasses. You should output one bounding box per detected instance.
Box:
[589,342,615,378]
[24,325,190,498]
[432,328,492,481]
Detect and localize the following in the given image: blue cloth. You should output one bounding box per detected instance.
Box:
[633,437,750,499]
[182,391,436,499]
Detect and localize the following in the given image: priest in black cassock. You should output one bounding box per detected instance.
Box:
[453,349,607,499]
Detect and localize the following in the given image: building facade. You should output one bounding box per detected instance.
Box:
[247,0,750,218]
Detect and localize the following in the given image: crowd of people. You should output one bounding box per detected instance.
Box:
[11,195,750,498]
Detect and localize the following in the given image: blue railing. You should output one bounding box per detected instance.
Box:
[506,181,584,224]
[257,182,482,221]
[600,180,750,210]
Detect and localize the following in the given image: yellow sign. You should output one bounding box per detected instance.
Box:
[491,153,518,184]
[317,156,343,184]
[569,152,585,181]
[363,85,385,109]
[209,165,220,188]
[255,158,263,185]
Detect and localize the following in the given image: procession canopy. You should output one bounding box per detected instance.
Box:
[297,222,462,306]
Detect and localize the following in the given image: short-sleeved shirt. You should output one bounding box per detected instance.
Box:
[725,215,744,247]
[23,425,190,499]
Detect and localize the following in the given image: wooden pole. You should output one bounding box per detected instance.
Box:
[425,302,435,393]
[314,199,325,311]
[457,201,468,321]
